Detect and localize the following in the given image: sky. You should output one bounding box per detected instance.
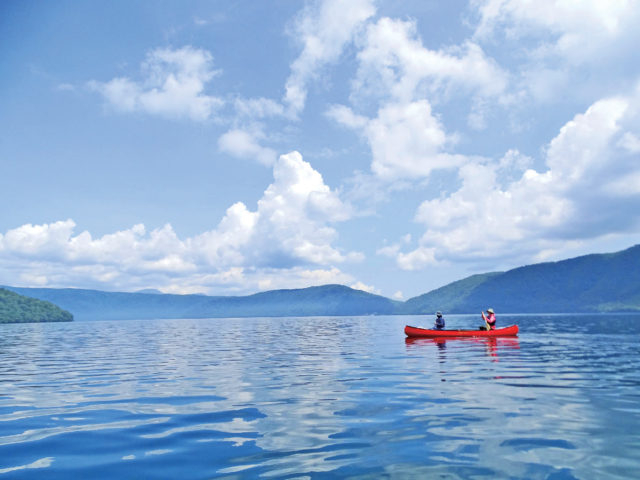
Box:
[2,0,640,300]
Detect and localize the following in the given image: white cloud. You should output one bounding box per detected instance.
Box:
[284,0,376,114]
[233,97,285,119]
[330,100,466,180]
[394,87,640,269]
[473,0,638,63]
[208,149,356,269]
[246,151,354,265]
[0,152,360,294]
[89,46,223,121]
[354,17,509,104]
[606,171,640,196]
[618,132,640,153]
[350,281,379,294]
[2,220,77,258]
[471,1,640,103]
[257,267,355,292]
[218,129,278,166]
[376,234,412,258]
[326,104,368,129]
[397,247,438,271]
[327,15,511,181]
[376,244,399,258]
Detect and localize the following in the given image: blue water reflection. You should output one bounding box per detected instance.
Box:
[1,314,639,478]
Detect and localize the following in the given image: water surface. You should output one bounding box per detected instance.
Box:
[1,314,639,479]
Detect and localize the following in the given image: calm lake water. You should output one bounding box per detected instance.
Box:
[1,314,639,479]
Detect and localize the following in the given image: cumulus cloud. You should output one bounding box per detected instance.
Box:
[246,151,354,265]
[284,0,376,114]
[472,0,640,103]
[329,100,466,180]
[618,132,640,153]
[2,220,78,259]
[188,150,353,269]
[393,87,640,269]
[354,17,508,103]
[89,46,223,121]
[349,281,380,294]
[327,15,510,180]
[0,152,360,294]
[473,0,639,62]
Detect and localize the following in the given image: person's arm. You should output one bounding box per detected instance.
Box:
[481,311,489,330]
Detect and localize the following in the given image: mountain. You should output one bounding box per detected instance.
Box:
[404,244,640,313]
[400,272,501,314]
[0,288,73,323]
[2,284,400,321]
[135,288,165,294]
[3,244,640,319]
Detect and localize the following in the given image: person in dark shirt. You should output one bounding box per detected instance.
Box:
[434,311,445,330]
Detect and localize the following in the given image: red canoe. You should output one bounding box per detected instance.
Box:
[404,324,519,338]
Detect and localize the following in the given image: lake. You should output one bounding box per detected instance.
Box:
[1,314,639,479]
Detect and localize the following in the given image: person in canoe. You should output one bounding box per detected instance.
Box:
[480,308,496,330]
[434,311,445,330]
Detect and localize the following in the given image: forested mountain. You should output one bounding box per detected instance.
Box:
[404,244,640,313]
[3,284,400,321]
[4,244,640,319]
[0,288,73,323]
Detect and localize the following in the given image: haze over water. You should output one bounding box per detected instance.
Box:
[1,314,639,479]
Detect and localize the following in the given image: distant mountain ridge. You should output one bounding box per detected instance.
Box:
[403,244,640,313]
[4,244,640,319]
[3,284,400,321]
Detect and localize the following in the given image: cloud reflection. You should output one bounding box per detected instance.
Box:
[0,457,54,475]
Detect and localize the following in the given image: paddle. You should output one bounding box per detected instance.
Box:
[481,311,490,331]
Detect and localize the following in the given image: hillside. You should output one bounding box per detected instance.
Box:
[405,244,640,313]
[3,284,400,321]
[400,272,502,314]
[4,244,640,319]
[0,288,73,323]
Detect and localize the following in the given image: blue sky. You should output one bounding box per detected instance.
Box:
[2,0,640,299]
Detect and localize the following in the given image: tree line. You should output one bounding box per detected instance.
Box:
[0,288,73,323]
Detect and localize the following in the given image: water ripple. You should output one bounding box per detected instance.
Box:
[1,315,640,478]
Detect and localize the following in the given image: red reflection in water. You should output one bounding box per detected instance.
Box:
[405,336,520,360]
